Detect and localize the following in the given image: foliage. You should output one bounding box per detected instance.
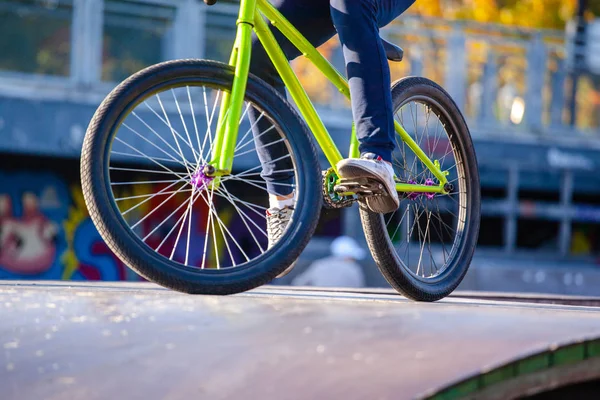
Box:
[409,0,598,29]
[291,0,600,131]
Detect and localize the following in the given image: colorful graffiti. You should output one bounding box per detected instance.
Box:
[0,170,266,281]
[61,186,132,281]
[0,170,134,280]
[0,191,59,275]
[0,171,71,279]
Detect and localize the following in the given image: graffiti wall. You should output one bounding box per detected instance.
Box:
[0,169,250,280]
[0,161,343,281]
[0,170,136,280]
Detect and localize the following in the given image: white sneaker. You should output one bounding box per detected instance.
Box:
[266,206,297,278]
[336,153,399,214]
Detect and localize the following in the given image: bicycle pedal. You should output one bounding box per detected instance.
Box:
[334,178,385,195]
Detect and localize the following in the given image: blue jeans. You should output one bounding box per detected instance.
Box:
[249,0,416,196]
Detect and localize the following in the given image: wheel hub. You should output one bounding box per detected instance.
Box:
[191,166,214,190]
[408,178,436,200]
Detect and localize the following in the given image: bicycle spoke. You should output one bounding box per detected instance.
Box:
[234,124,276,155]
[218,185,266,252]
[187,86,203,164]
[431,118,443,158]
[234,111,266,152]
[221,153,291,184]
[111,150,189,169]
[424,210,439,276]
[131,181,188,228]
[232,176,289,197]
[218,185,267,217]
[431,205,457,238]
[172,88,200,165]
[206,187,221,269]
[201,88,221,162]
[155,93,194,177]
[227,168,294,180]
[215,189,268,237]
[154,195,197,253]
[169,189,197,260]
[141,185,194,242]
[409,103,420,176]
[235,136,286,158]
[129,112,194,167]
[431,201,452,265]
[184,188,198,265]
[109,166,187,178]
[200,187,214,269]
[385,208,399,229]
[239,102,251,124]
[204,185,237,269]
[112,137,192,177]
[416,210,431,277]
[111,179,183,186]
[114,188,193,202]
[143,101,197,161]
[121,178,187,217]
[198,188,250,265]
[389,203,410,243]
[430,219,448,266]
[225,176,295,189]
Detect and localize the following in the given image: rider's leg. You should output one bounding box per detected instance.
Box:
[249,1,336,274]
[248,0,415,213]
[248,0,336,207]
[331,0,414,161]
[332,0,415,213]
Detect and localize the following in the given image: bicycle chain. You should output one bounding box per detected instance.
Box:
[321,170,355,209]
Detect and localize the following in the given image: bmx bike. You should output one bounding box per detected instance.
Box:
[80,0,480,301]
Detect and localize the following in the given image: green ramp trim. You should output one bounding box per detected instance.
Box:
[421,337,600,400]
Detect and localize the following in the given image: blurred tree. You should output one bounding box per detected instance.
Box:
[292,0,599,108]
[291,38,340,105]
[409,0,598,28]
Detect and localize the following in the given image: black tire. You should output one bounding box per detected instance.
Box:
[360,77,481,302]
[81,59,322,295]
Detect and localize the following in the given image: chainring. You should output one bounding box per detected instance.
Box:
[322,169,355,209]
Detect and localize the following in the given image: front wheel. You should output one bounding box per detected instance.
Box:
[81,59,322,295]
[360,77,481,302]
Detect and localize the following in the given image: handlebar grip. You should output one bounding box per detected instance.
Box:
[204,0,217,5]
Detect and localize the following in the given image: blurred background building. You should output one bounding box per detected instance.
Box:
[1,0,599,294]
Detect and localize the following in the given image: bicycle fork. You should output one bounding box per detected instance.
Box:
[207,0,257,179]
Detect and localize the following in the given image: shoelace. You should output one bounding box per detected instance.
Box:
[267,209,293,243]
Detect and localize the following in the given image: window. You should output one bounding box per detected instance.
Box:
[204,3,237,62]
[0,0,73,76]
[102,0,175,82]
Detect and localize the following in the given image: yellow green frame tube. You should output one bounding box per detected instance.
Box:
[394,121,448,185]
[210,0,448,193]
[211,0,256,173]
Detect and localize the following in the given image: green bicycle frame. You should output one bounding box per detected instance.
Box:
[209,0,449,194]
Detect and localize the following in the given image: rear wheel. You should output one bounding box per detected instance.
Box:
[360,77,481,302]
[81,60,322,294]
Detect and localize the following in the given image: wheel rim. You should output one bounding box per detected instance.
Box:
[104,82,300,271]
[384,95,468,283]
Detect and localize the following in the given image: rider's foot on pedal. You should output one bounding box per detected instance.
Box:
[336,152,400,214]
[266,206,297,278]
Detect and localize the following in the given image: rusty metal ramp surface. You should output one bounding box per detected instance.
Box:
[1,282,600,400]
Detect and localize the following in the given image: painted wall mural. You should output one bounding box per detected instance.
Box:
[0,170,132,280]
[0,170,262,281]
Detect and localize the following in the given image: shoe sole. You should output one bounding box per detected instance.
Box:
[276,260,297,278]
[337,164,399,214]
